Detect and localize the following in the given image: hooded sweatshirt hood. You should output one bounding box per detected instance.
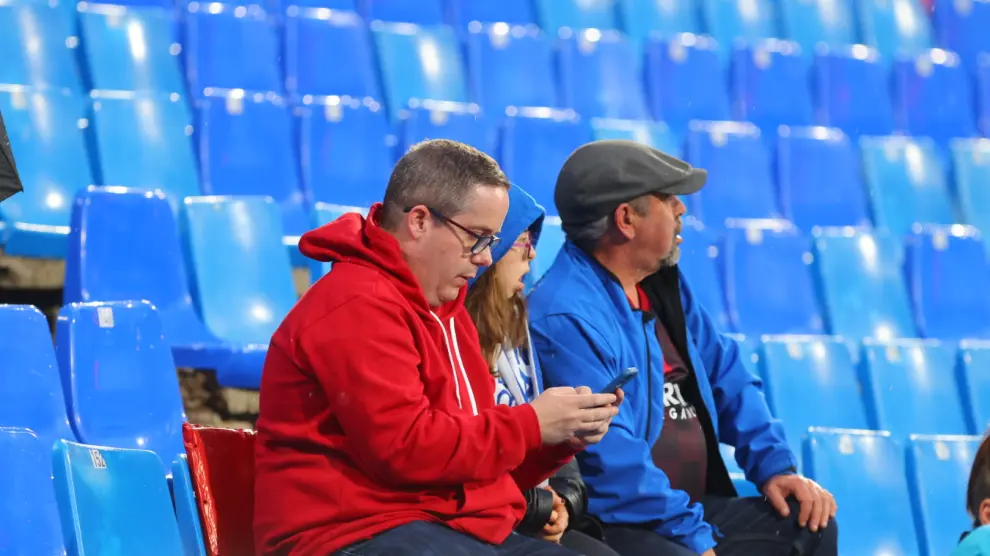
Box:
[470,185,546,287]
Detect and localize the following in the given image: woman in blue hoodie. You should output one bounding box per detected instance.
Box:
[466,185,620,556]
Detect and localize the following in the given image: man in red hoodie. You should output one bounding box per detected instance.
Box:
[255,139,621,556]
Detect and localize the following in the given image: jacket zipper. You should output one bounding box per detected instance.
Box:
[642,317,654,441]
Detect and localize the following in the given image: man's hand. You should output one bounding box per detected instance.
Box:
[531,387,619,445]
[540,487,569,543]
[566,386,624,449]
[762,474,837,532]
[700,550,716,556]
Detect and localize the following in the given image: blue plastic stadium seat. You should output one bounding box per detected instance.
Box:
[309,204,367,282]
[400,104,496,155]
[778,0,856,55]
[78,4,185,94]
[617,0,700,43]
[731,41,814,137]
[860,136,955,237]
[0,428,64,555]
[701,0,778,53]
[534,0,618,32]
[557,30,649,120]
[981,59,990,137]
[285,9,381,101]
[0,88,92,258]
[812,47,895,138]
[719,443,760,495]
[684,121,781,226]
[952,139,990,243]
[858,0,932,63]
[722,223,825,335]
[171,455,207,556]
[52,440,183,555]
[0,305,75,447]
[804,428,920,555]
[905,226,990,340]
[813,229,916,340]
[908,434,981,556]
[198,92,309,237]
[447,0,536,27]
[500,109,594,214]
[181,196,297,386]
[678,222,731,331]
[63,187,267,382]
[644,34,731,137]
[278,0,355,9]
[54,301,186,466]
[372,22,469,121]
[893,50,977,147]
[465,25,557,115]
[185,2,281,94]
[0,3,82,91]
[933,0,990,71]
[298,99,393,207]
[761,337,869,455]
[363,0,443,23]
[591,118,682,156]
[862,339,971,437]
[959,341,990,434]
[532,216,565,284]
[776,126,870,228]
[89,93,200,205]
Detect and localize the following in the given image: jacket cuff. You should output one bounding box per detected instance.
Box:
[548,477,586,527]
[753,449,800,488]
[518,487,555,535]
[680,523,718,554]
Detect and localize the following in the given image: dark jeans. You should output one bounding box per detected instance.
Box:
[603,496,839,556]
[332,521,580,555]
[561,530,622,556]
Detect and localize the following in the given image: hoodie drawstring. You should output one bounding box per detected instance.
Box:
[429,312,478,416]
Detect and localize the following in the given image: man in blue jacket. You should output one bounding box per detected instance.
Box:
[528,140,838,555]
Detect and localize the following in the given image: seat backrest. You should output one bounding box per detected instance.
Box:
[951,138,990,244]
[532,216,565,284]
[285,9,381,101]
[812,47,894,138]
[500,110,594,214]
[0,4,82,91]
[372,22,468,120]
[701,0,778,50]
[860,136,955,237]
[309,204,367,282]
[722,224,825,335]
[363,0,443,24]
[90,94,200,204]
[181,196,297,344]
[644,34,731,137]
[857,0,932,62]
[0,427,64,555]
[557,30,648,120]
[933,0,990,70]
[184,2,281,94]
[591,118,683,156]
[400,104,496,155]
[804,428,920,555]
[731,41,814,137]
[761,337,869,453]
[171,454,207,556]
[685,121,780,226]
[893,50,977,147]
[778,0,856,54]
[862,339,970,437]
[959,341,990,434]
[466,24,556,115]
[907,434,981,556]
[0,305,75,448]
[777,126,870,228]
[617,0,700,43]
[54,301,187,466]
[447,0,536,27]
[905,227,990,339]
[678,223,731,331]
[813,229,916,339]
[183,424,256,556]
[534,0,618,32]
[79,4,185,94]
[197,93,309,236]
[298,100,393,207]
[52,440,182,555]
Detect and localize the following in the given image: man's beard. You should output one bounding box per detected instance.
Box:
[660,244,681,267]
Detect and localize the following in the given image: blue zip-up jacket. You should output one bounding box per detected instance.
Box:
[528,241,796,553]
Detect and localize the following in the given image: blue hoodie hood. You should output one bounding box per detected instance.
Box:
[470,185,545,287]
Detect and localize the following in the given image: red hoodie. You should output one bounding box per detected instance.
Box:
[254,204,577,555]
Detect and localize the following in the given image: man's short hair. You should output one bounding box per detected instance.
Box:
[380,139,510,229]
[563,195,652,253]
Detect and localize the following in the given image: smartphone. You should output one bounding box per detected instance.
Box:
[599,367,638,394]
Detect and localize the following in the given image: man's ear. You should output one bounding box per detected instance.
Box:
[612,204,636,241]
[979,498,990,526]
[405,206,430,239]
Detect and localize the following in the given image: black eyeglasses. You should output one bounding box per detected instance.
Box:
[405,207,501,255]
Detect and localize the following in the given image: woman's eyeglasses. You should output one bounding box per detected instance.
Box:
[512,237,534,258]
[405,206,501,255]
